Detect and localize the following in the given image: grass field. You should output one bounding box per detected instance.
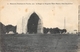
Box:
[1,34,80,52]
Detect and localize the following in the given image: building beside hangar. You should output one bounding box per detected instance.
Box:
[17,12,43,34]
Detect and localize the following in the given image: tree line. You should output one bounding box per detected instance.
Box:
[43,27,67,34]
[0,22,17,34]
[0,22,67,34]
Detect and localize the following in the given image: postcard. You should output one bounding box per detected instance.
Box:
[0,0,80,52]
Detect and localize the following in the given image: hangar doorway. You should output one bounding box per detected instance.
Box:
[27,12,40,34]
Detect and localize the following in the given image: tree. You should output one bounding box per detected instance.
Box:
[0,22,6,34]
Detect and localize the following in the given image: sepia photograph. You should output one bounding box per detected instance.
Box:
[0,0,80,52]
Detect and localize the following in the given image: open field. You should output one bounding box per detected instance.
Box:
[0,34,80,52]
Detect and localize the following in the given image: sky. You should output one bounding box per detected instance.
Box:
[0,0,79,33]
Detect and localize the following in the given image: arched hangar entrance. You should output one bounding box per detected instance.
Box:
[27,12,43,34]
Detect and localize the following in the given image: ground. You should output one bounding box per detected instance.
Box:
[0,34,80,52]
